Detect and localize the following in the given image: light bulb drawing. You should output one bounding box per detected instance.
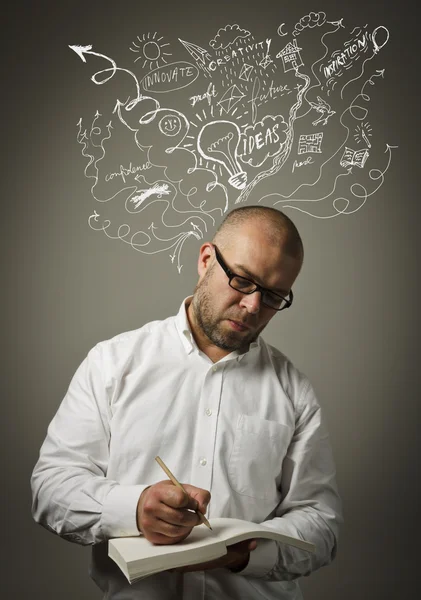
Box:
[197,120,247,190]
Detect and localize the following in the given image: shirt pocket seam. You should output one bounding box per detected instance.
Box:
[228,414,293,499]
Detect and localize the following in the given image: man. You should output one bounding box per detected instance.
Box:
[31,206,342,599]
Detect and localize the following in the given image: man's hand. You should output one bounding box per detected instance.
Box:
[136,480,210,545]
[171,539,258,573]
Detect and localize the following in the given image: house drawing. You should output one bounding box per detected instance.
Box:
[276,39,304,72]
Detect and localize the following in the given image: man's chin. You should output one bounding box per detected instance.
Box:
[215,325,255,351]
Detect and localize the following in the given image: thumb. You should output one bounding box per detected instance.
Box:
[182,484,210,514]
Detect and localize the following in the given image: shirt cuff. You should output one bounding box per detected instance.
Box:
[237,539,278,578]
[101,484,149,539]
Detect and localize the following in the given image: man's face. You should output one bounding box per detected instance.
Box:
[190,224,301,356]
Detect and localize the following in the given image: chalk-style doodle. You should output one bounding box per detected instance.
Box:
[178,39,213,77]
[292,12,328,37]
[354,122,372,148]
[307,96,335,126]
[239,115,288,167]
[292,156,314,173]
[258,39,273,70]
[130,32,172,67]
[141,61,199,93]
[217,84,245,113]
[251,72,398,218]
[209,24,251,50]
[197,120,247,190]
[340,147,369,168]
[320,25,390,99]
[130,183,171,209]
[277,23,288,37]
[298,133,324,154]
[71,14,397,268]
[276,40,304,72]
[190,83,217,107]
[372,26,389,54]
[239,63,254,81]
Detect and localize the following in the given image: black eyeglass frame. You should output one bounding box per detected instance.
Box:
[212,244,293,311]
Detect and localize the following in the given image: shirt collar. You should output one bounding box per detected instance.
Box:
[174,296,260,360]
[174,296,196,354]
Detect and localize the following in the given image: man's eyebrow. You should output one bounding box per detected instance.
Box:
[233,262,288,295]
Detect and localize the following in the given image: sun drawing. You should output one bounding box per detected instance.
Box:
[130,32,172,69]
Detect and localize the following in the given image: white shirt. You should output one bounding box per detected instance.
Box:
[31,298,342,599]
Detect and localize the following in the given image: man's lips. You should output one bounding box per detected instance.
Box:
[227,319,251,332]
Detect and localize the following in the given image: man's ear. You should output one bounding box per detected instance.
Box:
[197,243,214,279]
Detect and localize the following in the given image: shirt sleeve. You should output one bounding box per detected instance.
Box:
[30,345,148,545]
[238,380,343,580]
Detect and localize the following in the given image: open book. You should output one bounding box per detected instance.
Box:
[108,518,315,583]
[340,146,369,168]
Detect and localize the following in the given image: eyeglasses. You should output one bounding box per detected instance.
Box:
[212,244,293,311]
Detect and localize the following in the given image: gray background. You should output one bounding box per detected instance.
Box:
[4,1,420,598]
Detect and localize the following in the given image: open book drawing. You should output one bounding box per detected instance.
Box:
[340,146,369,168]
[109,517,315,583]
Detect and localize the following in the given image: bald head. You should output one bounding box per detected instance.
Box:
[212,206,304,265]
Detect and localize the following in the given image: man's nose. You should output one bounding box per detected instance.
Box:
[239,291,262,314]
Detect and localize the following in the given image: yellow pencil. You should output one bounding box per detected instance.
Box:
[155,455,212,530]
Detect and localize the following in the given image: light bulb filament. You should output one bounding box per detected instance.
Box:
[207,132,234,152]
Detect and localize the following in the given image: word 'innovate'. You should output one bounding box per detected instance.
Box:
[142,62,198,93]
[105,162,152,184]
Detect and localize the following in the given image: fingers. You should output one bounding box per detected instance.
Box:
[160,483,194,510]
[144,510,200,544]
[182,483,211,515]
[224,539,257,572]
[155,481,210,513]
[136,480,210,545]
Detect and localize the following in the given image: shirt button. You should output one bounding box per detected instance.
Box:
[212,365,217,372]
[206,408,212,416]
[200,458,207,466]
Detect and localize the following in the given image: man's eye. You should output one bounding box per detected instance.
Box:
[233,277,253,291]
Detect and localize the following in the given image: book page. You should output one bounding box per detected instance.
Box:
[109,517,315,581]
[209,518,315,553]
[109,525,226,577]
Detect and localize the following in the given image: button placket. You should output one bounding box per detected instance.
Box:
[190,364,223,490]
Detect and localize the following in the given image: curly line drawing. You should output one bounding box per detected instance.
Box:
[71,14,396,270]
